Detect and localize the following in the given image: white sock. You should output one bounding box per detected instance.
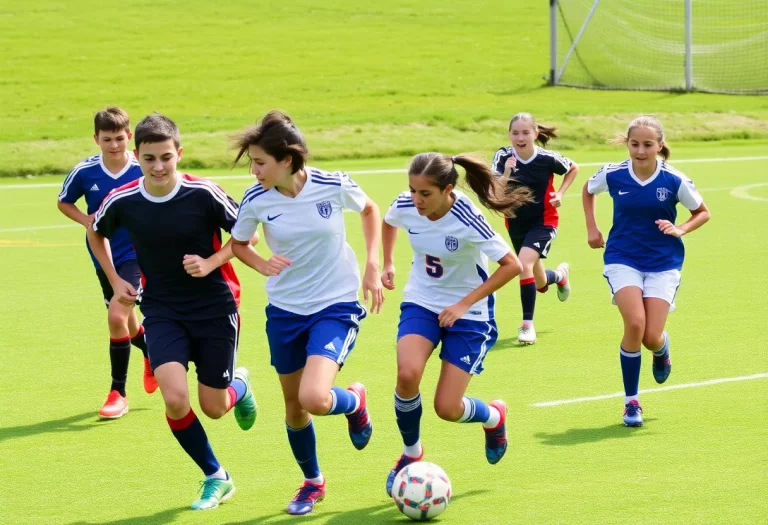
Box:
[625,395,639,405]
[207,466,228,480]
[404,440,422,458]
[306,474,324,485]
[348,391,361,414]
[483,406,501,429]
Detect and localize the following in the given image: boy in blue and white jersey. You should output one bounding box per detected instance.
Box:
[583,116,710,427]
[56,106,156,419]
[230,111,383,516]
[380,152,529,496]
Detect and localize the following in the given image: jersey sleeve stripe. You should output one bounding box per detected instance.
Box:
[453,200,495,238]
[312,179,342,187]
[449,208,492,239]
[93,185,141,225]
[242,184,267,203]
[58,159,100,199]
[181,180,239,219]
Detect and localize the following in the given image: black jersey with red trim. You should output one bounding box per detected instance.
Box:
[492,146,573,236]
[92,174,241,320]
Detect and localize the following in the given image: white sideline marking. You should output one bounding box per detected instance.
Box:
[531,373,768,407]
[1,155,767,190]
[0,224,80,233]
[730,182,768,203]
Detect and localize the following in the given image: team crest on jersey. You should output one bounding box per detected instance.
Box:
[316,200,332,219]
[656,187,671,202]
[445,235,459,252]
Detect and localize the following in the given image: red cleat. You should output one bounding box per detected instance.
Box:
[143,357,158,394]
[98,390,129,419]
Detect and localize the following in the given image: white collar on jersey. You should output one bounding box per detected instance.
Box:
[513,146,538,164]
[98,152,136,180]
[139,174,182,202]
[627,160,661,186]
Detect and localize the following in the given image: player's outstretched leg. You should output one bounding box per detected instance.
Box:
[518,277,537,345]
[483,400,508,464]
[652,331,672,384]
[229,367,257,430]
[620,348,643,427]
[285,418,326,515]
[192,475,235,510]
[345,383,373,450]
[386,392,424,496]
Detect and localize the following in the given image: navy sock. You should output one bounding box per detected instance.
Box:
[167,409,220,476]
[520,277,537,322]
[545,269,559,286]
[287,420,321,479]
[395,393,422,447]
[620,347,642,400]
[458,397,491,423]
[326,386,358,415]
[130,326,149,359]
[109,336,131,396]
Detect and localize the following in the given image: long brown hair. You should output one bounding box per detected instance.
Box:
[508,112,558,147]
[611,115,671,160]
[409,153,533,217]
[232,110,309,173]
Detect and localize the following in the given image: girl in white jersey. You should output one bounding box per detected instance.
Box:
[583,116,710,427]
[230,111,383,516]
[381,152,530,496]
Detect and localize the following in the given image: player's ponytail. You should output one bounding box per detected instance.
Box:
[611,115,671,160]
[508,112,559,147]
[232,110,309,173]
[409,153,533,218]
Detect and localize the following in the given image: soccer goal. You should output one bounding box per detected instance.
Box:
[549,0,768,94]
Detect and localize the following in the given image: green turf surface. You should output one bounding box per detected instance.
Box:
[0,1,766,176]
[1,146,766,524]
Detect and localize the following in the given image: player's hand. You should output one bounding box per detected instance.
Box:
[549,191,564,208]
[263,255,292,276]
[438,301,469,328]
[381,264,396,290]
[504,157,517,173]
[110,278,137,306]
[655,219,684,237]
[183,254,216,278]
[363,263,384,314]
[84,213,95,230]
[587,227,605,249]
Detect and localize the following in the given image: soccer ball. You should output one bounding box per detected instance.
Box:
[391,461,452,521]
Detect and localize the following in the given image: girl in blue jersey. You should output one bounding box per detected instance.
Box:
[582,116,710,427]
[230,111,383,516]
[380,152,530,496]
[492,113,580,345]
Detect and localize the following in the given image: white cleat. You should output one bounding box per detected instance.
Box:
[556,262,570,302]
[518,325,537,345]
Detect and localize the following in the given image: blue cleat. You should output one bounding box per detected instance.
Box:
[623,400,644,427]
[484,400,508,465]
[345,383,372,450]
[652,332,672,384]
[385,449,423,497]
[286,480,326,515]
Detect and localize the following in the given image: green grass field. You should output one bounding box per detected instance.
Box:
[1,144,767,524]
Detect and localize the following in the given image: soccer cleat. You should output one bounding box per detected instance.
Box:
[233,367,257,431]
[556,262,570,302]
[518,325,536,345]
[98,390,128,419]
[143,357,158,394]
[345,383,372,450]
[191,475,235,510]
[484,400,508,465]
[286,480,326,515]
[386,449,424,497]
[652,333,672,384]
[623,400,644,427]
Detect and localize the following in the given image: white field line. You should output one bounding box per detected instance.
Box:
[1,155,767,190]
[0,184,748,233]
[531,373,768,407]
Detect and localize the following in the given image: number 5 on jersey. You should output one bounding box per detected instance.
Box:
[426,255,443,278]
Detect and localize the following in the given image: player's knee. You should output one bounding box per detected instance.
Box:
[433,398,462,422]
[199,396,227,419]
[284,399,307,424]
[298,390,331,416]
[107,307,129,334]
[642,332,664,351]
[624,317,645,340]
[162,391,190,418]
[396,366,423,391]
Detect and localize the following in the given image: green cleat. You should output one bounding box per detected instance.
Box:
[233,367,257,431]
[191,476,235,510]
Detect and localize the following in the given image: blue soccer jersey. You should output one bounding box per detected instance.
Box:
[92,174,241,320]
[58,153,142,269]
[587,160,703,272]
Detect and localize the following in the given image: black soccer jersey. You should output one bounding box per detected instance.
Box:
[492,146,573,237]
[93,174,241,320]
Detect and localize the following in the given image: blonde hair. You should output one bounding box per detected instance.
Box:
[611,115,671,160]
[508,112,559,147]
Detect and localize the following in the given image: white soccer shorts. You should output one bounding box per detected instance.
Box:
[602,264,682,312]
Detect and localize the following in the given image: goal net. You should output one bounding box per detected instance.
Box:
[550,0,768,94]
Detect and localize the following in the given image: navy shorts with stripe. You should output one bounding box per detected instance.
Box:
[509,225,557,259]
[266,301,367,375]
[144,313,240,389]
[95,259,142,306]
[397,302,497,375]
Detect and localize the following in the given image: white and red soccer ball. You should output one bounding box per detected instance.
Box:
[391,461,452,521]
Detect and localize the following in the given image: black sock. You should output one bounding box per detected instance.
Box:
[545,269,559,286]
[520,277,537,323]
[110,337,131,396]
[130,326,149,359]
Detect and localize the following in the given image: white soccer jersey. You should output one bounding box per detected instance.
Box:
[384,190,512,322]
[232,167,368,315]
